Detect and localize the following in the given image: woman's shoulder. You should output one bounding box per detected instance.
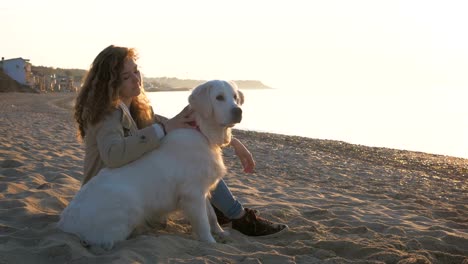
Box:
[107,107,124,120]
[84,108,126,140]
[88,108,124,130]
[94,107,123,124]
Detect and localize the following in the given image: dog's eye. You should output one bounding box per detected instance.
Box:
[233,94,238,100]
[216,95,225,101]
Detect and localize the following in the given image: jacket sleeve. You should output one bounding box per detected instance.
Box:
[95,110,161,168]
[150,106,168,123]
[155,114,168,122]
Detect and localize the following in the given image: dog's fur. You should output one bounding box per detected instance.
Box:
[58,80,244,249]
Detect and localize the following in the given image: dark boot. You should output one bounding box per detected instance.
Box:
[232,208,288,236]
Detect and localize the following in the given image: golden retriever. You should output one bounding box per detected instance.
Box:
[58,80,244,249]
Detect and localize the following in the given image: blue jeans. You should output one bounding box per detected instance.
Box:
[209,179,244,219]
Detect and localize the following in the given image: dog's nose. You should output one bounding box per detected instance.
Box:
[231,107,242,123]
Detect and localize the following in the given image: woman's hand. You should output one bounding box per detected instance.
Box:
[163,105,195,133]
[230,137,256,173]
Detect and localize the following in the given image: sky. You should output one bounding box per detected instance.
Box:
[2,0,468,94]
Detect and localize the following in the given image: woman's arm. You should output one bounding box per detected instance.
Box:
[154,114,169,123]
[154,105,195,133]
[95,109,161,168]
[230,137,256,173]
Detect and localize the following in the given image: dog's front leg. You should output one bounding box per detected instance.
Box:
[181,194,216,243]
[206,199,229,236]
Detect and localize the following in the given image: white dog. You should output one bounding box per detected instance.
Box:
[58,80,244,249]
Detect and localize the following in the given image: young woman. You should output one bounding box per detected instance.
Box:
[73,45,287,236]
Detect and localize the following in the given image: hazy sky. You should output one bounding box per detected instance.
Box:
[2,0,468,92]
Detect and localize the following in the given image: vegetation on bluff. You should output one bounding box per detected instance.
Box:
[1,65,272,93]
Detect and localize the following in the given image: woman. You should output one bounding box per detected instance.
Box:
[74,45,287,237]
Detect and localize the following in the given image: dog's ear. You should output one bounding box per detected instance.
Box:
[237,90,244,105]
[189,82,213,119]
[228,81,244,105]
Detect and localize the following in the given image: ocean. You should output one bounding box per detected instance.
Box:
[148,88,468,159]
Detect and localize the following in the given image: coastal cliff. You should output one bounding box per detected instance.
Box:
[144,78,271,92]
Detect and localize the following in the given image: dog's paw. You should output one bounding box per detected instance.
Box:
[213,232,232,244]
[199,235,217,243]
[215,229,230,237]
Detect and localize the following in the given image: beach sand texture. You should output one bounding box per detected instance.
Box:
[0,92,467,264]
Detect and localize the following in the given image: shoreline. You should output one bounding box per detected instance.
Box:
[145,89,467,160]
[1,92,467,263]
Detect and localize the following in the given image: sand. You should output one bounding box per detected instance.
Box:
[0,92,467,264]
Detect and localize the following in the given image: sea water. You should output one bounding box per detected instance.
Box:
[148,89,467,159]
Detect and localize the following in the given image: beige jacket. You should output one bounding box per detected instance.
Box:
[82,108,160,185]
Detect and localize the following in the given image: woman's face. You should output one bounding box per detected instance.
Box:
[119,58,142,101]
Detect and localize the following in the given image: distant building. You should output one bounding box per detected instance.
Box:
[34,74,57,92]
[56,75,76,92]
[0,57,33,86]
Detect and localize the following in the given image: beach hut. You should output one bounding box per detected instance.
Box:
[0,57,34,86]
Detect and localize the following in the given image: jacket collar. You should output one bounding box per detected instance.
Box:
[119,102,138,135]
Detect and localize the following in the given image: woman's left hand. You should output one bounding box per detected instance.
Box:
[163,105,195,133]
[230,138,255,173]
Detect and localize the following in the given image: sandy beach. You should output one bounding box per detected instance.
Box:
[0,92,467,264]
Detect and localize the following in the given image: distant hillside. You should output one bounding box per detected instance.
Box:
[144,77,271,92]
[30,65,272,92]
[31,66,87,82]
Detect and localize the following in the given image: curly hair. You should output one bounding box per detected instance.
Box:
[74,45,154,140]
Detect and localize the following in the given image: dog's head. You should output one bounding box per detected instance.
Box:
[189,80,244,146]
